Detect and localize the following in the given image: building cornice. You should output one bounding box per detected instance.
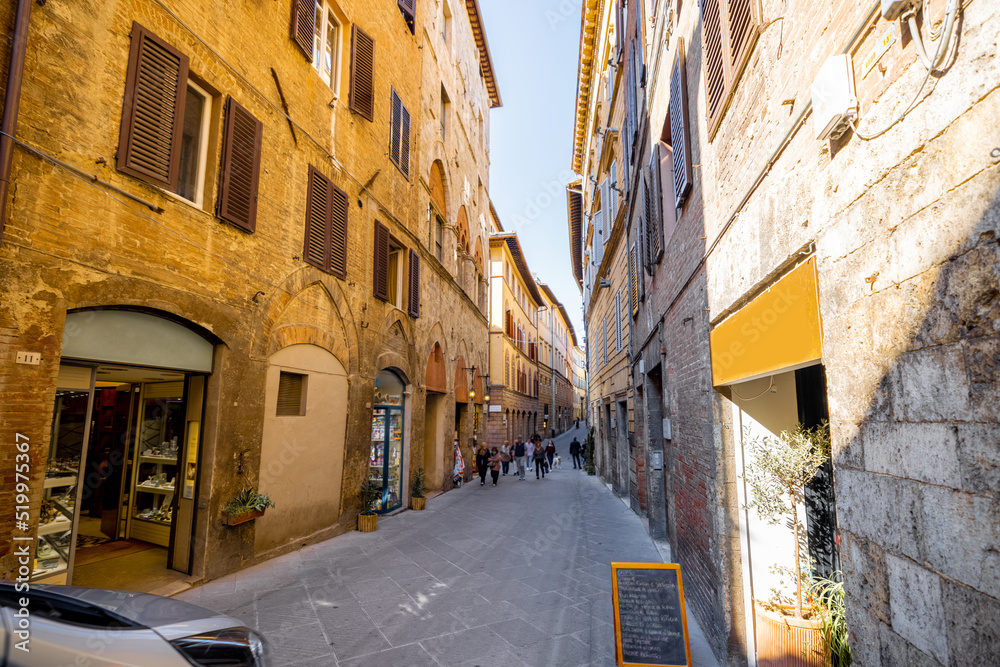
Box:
[572,0,604,173]
[465,0,502,108]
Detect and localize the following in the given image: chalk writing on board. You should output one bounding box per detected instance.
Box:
[614,567,688,665]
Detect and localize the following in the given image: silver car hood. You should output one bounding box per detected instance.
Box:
[34,585,249,641]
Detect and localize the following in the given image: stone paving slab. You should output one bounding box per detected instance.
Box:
[179,426,722,666]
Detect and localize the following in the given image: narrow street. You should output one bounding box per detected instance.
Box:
[178,426,718,666]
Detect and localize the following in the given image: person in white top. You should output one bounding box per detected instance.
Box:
[525,437,535,464]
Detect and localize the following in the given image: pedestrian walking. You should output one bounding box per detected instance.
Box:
[488,447,502,486]
[569,436,582,469]
[500,441,511,475]
[514,438,527,480]
[575,419,579,429]
[533,443,547,479]
[545,440,556,469]
[525,437,535,467]
[476,444,490,486]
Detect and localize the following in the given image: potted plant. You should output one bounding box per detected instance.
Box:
[358,479,382,532]
[410,467,426,510]
[809,573,852,667]
[221,487,275,526]
[743,422,831,666]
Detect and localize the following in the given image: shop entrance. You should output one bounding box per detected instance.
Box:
[38,309,214,592]
[369,370,405,513]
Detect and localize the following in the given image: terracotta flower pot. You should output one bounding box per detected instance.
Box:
[222,509,265,526]
[411,497,426,510]
[358,513,378,532]
[755,603,828,667]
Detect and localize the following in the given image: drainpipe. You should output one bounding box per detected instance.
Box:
[0,0,32,244]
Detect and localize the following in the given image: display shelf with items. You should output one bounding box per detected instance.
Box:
[127,386,183,548]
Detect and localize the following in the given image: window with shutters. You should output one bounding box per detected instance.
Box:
[390,89,412,179]
[118,23,190,192]
[349,25,375,121]
[664,38,693,211]
[609,161,618,220]
[277,371,307,416]
[629,244,639,318]
[311,0,343,93]
[644,154,663,270]
[701,0,761,139]
[408,249,421,317]
[373,221,390,300]
[217,97,263,232]
[398,0,416,34]
[442,1,452,44]
[387,242,404,309]
[602,317,608,366]
[304,166,348,277]
[435,216,444,261]
[615,290,623,352]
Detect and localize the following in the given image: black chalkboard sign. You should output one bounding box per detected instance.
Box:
[611,563,691,667]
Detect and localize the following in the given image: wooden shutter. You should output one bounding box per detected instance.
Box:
[390,89,410,178]
[349,25,375,122]
[398,0,416,32]
[217,97,263,232]
[615,290,623,351]
[625,42,636,164]
[669,38,693,209]
[616,0,625,62]
[629,244,639,317]
[304,166,348,277]
[647,151,662,264]
[117,23,189,189]
[408,249,420,317]
[373,221,390,300]
[702,0,760,138]
[276,372,305,416]
[290,0,316,59]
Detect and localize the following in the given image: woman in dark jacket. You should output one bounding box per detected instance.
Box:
[488,447,502,486]
[533,444,547,479]
[476,444,490,486]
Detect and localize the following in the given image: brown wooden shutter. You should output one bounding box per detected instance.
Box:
[702,0,727,131]
[276,371,305,416]
[304,166,330,270]
[389,89,410,178]
[217,97,263,232]
[117,22,189,189]
[291,0,316,59]
[400,104,411,179]
[349,26,375,122]
[669,38,693,209]
[629,244,639,317]
[408,249,420,317]
[373,221,389,300]
[647,151,663,264]
[398,0,416,33]
[304,166,348,278]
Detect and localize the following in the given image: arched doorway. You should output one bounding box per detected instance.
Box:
[369,370,407,513]
[46,308,217,589]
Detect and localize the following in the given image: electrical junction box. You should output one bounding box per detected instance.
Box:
[881,0,914,20]
[810,54,858,141]
[662,418,672,440]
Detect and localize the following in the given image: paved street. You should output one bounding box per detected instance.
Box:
[179,426,719,666]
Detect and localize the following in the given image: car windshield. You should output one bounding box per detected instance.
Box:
[0,584,140,629]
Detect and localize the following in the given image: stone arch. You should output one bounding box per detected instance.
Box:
[430,160,448,217]
[252,268,358,374]
[472,367,484,404]
[378,309,413,345]
[456,206,470,254]
[374,352,413,384]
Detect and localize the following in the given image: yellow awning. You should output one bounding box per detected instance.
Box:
[710,257,823,386]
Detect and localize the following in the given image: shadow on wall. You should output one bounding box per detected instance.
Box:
[835,175,999,665]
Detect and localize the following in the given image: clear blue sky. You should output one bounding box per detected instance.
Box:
[479,0,585,342]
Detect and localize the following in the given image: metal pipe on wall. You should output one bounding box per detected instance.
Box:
[0,0,33,244]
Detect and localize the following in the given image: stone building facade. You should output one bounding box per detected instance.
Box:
[571,0,636,502]
[0,0,500,590]
[537,283,577,437]
[571,0,999,664]
[487,232,542,446]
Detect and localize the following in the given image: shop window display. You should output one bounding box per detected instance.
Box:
[369,370,405,513]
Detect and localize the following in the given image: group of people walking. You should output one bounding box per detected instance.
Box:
[475,432,585,486]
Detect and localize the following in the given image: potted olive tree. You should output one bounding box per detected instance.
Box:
[410,467,427,510]
[357,479,382,532]
[221,487,275,526]
[743,422,832,666]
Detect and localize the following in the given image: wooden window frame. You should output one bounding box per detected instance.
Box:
[701,0,762,140]
[277,371,307,416]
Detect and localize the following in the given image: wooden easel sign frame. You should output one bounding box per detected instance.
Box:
[611,562,692,667]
